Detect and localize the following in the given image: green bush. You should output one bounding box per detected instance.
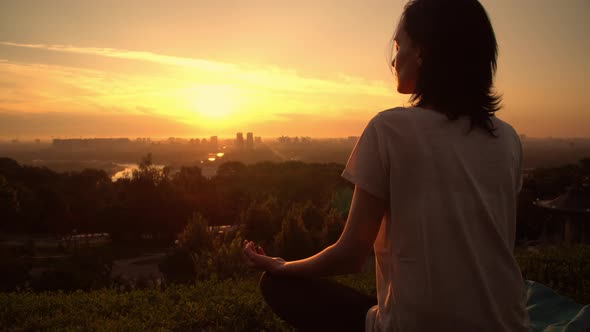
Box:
[161,213,250,283]
[516,245,590,304]
[158,247,196,284]
[0,249,31,292]
[203,232,250,280]
[273,205,315,261]
[31,250,113,292]
[178,213,212,254]
[0,277,293,331]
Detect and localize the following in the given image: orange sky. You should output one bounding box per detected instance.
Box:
[0,0,589,139]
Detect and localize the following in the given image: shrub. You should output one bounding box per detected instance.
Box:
[177,213,212,254]
[31,250,113,292]
[161,214,249,283]
[0,278,294,331]
[0,249,31,292]
[516,245,590,304]
[158,247,196,284]
[274,205,314,260]
[241,196,281,250]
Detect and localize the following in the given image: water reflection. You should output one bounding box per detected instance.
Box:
[110,151,224,182]
[110,163,165,182]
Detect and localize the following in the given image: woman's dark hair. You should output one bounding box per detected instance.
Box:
[397,0,501,136]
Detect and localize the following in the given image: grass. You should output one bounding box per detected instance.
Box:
[0,272,379,332]
[1,245,588,331]
[0,276,292,331]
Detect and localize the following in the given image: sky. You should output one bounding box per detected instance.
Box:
[0,0,589,139]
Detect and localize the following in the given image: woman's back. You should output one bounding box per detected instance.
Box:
[343,107,530,331]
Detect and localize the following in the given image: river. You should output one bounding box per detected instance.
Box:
[111,163,218,182]
[110,164,165,182]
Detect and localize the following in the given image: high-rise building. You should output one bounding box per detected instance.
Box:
[246,132,254,149]
[210,136,218,148]
[254,136,262,144]
[236,132,244,149]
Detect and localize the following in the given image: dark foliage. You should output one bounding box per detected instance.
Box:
[0,157,352,243]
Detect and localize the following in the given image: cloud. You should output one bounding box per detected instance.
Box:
[0,42,235,73]
[0,41,403,137]
[0,109,201,138]
[0,41,396,97]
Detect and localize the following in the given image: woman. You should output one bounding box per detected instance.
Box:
[243,0,530,331]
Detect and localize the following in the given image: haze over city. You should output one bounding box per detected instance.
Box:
[1,0,589,139]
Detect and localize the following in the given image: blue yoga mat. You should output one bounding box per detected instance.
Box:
[526,280,590,331]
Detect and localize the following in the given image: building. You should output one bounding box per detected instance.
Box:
[210,136,218,148]
[52,138,131,149]
[246,132,254,149]
[255,136,262,144]
[236,132,244,149]
[533,184,590,245]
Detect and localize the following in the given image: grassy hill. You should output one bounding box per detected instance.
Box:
[2,245,589,331]
[0,272,378,331]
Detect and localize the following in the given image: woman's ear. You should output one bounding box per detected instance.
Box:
[416,48,423,66]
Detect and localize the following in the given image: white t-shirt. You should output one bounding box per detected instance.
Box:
[342,107,530,332]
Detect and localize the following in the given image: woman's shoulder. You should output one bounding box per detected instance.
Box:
[370,107,414,125]
[491,115,518,135]
[490,115,522,147]
[374,106,445,121]
[376,106,412,118]
[371,107,521,145]
[369,106,439,130]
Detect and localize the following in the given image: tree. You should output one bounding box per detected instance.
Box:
[300,201,325,233]
[216,161,246,179]
[133,153,169,188]
[274,204,314,260]
[0,175,19,231]
[177,213,212,254]
[241,196,281,249]
[172,166,205,194]
[321,208,346,248]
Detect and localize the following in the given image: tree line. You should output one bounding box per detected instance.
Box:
[1,155,588,246]
[0,154,588,291]
[0,154,352,245]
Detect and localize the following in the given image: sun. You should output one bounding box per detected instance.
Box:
[185,84,241,121]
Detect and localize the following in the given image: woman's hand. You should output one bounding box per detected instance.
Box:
[242,240,286,275]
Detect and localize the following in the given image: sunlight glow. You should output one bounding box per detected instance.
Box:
[183,84,242,122]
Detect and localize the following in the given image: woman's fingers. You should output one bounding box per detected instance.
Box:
[242,244,285,273]
[242,240,273,271]
[244,247,271,268]
[243,240,265,255]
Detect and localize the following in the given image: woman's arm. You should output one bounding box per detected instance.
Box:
[243,185,386,277]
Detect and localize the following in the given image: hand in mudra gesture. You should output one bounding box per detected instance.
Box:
[242,240,286,275]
